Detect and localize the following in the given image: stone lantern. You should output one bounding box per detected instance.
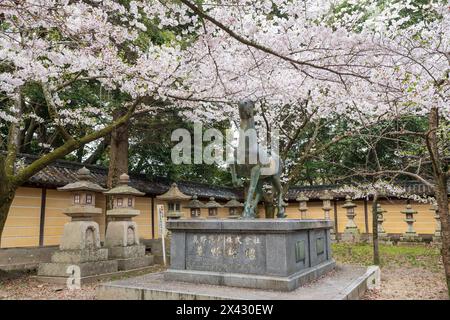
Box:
[296,192,309,219]
[430,204,441,243]
[320,190,335,240]
[376,203,387,238]
[37,167,118,282]
[103,173,153,270]
[184,195,205,219]
[320,190,333,220]
[342,195,360,242]
[205,197,223,218]
[400,204,420,242]
[156,183,191,219]
[224,196,244,219]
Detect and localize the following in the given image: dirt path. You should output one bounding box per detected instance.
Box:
[364,266,448,300]
[0,265,165,300]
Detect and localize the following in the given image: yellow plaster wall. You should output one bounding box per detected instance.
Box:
[1,187,447,246]
[1,187,41,248]
[133,196,153,240]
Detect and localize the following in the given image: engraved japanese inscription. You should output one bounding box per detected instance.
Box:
[185,233,266,274]
[316,237,325,255]
[295,240,305,263]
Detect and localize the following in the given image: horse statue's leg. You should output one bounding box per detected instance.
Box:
[242,165,261,218]
[251,180,263,217]
[272,175,286,218]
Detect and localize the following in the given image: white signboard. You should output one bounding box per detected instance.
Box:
[157,204,167,266]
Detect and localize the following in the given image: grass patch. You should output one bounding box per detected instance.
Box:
[332,243,442,272]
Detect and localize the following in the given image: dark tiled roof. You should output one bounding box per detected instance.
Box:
[16,153,447,202]
[19,154,242,201]
[286,182,440,201]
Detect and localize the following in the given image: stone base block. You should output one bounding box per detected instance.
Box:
[97,264,376,300]
[38,260,118,278]
[117,255,154,271]
[166,219,334,292]
[60,221,102,251]
[165,260,336,292]
[105,221,140,247]
[35,265,156,285]
[399,234,422,242]
[341,230,361,243]
[432,236,442,243]
[108,245,146,259]
[51,248,109,263]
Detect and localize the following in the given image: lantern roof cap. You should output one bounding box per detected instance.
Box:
[376,203,387,213]
[401,204,417,214]
[156,183,191,200]
[342,195,357,208]
[204,197,223,208]
[104,173,145,196]
[296,192,309,202]
[319,190,333,201]
[224,196,244,208]
[57,167,107,192]
[184,195,206,209]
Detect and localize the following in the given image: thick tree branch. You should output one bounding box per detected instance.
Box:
[11,98,142,186]
[178,0,370,81]
[41,83,74,142]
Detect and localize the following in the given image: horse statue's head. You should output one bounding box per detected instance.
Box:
[238,99,255,120]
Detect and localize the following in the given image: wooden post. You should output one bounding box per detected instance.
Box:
[39,187,47,246]
[151,196,155,239]
[333,200,338,239]
[364,197,369,234]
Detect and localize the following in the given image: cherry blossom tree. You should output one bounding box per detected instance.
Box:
[0,0,185,243]
[328,0,450,294]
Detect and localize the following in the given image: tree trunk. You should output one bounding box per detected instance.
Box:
[436,178,450,296]
[0,186,17,248]
[84,135,111,165]
[372,194,380,265]
[107,113,129,190]
[106,111,130,229]
[426,107,450,297]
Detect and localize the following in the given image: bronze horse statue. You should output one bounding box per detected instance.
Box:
[230,100,286,219]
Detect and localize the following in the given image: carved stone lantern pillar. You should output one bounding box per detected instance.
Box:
[320,190,335,240]
[430,204,441,243]
[156,183,191,220]
[296,192,309,219]
[103,173,152,270]
[341,195,360,242]
[320,191,333,220]
[205,197,223,218]
[400,204,420,242]
[376,203,387,237]
[184,195,205,219]
[37,167,118,282]
[224,196,244,219]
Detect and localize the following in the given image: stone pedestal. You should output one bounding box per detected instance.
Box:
[38,220,118,279]
[104,173,153,271]
[341,228,361,243]
[430,205,442,243]
[400,205,421,242]
[164,219,335,292]
[37,167,119,283]
[105,221,153,270]
[341,196,360,243]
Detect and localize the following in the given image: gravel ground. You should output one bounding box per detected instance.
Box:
[1,243,449,300]
[363,266,448,300]
[0,265,166,300]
